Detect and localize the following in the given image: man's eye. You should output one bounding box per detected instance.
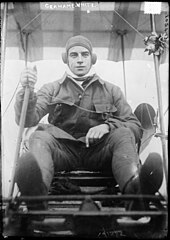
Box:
[70,53,78,58]
[82,53,90,57]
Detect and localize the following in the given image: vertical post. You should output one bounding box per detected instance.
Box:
[1,2,8,97]
[150,14,168,192]
[73,2,81,36]
[6,32,31,211]
[120,33,127,99]
[116,29,127,99]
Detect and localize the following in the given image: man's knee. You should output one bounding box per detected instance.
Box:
[113,127,133,136]
[15,152,45,195]
[108,127,135,144]
[29,130,55,148]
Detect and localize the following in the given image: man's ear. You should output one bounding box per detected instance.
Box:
[91,53,97,65]
[62,52,67,64]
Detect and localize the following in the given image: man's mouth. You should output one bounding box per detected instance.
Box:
[76,66,85,69]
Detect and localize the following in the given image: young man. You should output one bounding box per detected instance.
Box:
[14,35,163,211]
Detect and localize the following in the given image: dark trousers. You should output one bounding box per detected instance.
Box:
[16,127,140,194]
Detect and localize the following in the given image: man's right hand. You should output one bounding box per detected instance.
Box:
[20,66,37,89]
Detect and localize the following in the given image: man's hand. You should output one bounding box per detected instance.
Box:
[85,124,110,148]
[20,66,37,89]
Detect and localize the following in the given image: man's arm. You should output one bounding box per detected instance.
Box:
[14,85,53,127]
[85,84,142,148]
[14,67,55,128]
[105,85,143,142]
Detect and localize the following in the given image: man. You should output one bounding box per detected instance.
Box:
[14,35,163,211]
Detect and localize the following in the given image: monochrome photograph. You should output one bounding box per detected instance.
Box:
[1,2,168,238]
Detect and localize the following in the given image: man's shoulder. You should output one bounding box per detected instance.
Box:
[37,78,63,97]
[97,75,120,91]
[41,76,65,90]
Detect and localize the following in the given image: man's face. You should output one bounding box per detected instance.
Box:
[67,46,92,77]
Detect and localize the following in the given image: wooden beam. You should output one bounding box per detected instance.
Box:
[73,2,81,35]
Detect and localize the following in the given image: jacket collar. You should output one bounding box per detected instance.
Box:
[58,72,105,85]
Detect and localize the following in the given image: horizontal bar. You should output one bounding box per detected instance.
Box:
[53,176,114,180]
[54,171,112,176]
[7,29,160,34]
[14,210,167,217]
[2,194,166,202]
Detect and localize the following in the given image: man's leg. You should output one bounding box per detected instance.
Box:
[15,131,81,204]
[84,127,140,192]
[84,127,163,210]
[109,127,140,192]
[16,131,55,196]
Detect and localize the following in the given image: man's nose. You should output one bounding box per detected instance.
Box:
[77,54,83,62]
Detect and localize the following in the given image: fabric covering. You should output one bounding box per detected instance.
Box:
[4,2,168,62]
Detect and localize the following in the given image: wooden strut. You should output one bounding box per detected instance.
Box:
[15,210,167,217]
[6,32,31,215]
[116,29,127,99]
[1,2,8,97]
[150,14,168,194]
[3,194,165,202]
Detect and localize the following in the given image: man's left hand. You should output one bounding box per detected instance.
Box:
[85,124,110,148]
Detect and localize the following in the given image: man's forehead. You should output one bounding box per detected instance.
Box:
[68,46,90,53]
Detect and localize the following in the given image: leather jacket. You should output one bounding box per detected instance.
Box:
[15,73,143,142]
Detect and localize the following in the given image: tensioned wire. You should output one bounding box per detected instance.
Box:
[4,4,169,113]
[3,4,167,126]
[98,3,145,39]
[3,5,158,116]
[12,4,148,48]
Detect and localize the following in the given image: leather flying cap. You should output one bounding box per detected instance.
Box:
[65,35,93,53]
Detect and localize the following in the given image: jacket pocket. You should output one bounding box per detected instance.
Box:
[94,103,117,113]
[90,102,117,120]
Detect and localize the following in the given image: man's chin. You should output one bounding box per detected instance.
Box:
[77,74,85,77]
[74,69,89,77]
[75,72,86,77]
